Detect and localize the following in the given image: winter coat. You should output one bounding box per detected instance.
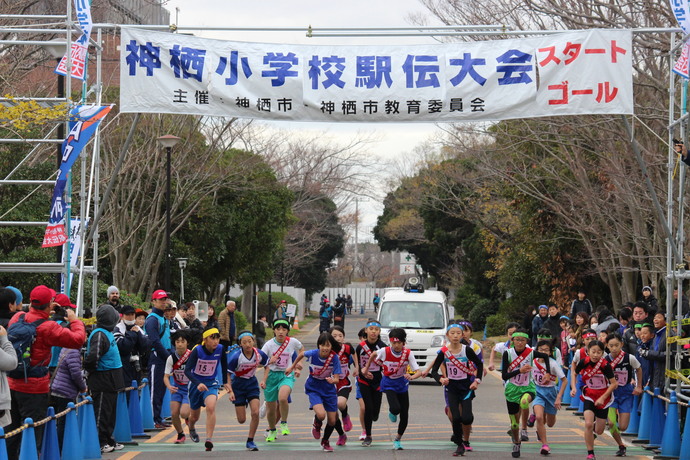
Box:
[595,315,621,336]
[114,321,149,386]
[50,348,86,399]
[570,299,593,317]
[532,314,548,346]
[542,315,563,348]
[0,335,18,412]
[218,308,236,342]
[642,295,659,316]
[85,305,124,393]
[648,326,667,389]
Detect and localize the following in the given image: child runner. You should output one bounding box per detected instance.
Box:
[429,323,483,457]
[355,327,368,441]
[362,327,423,450]
[488,322,520,371]
[531,340,566,456]
[329,325,359,446]
[356,319,386,447]
[527,329,565,431]
[571,340,618,460]
[164,330,192,444]
[605,332,643,457]
[569,328,598,412]
[184,328,230,452]
[227,330,270,451]
[501,328,552,458]
[261,319,304,442]
[289,332,342,452]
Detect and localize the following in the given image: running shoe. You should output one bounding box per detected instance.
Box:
[113,443,124,451]
[359,430,367,441]
[246,440,259,451]
[512,443,521,458]
[312,419,323,439]
[264,428,270,438]
[321,440,334,452]
[281,421,291,435]
[393,439,403,450]
[362,436,372,447]
[527,414,536,428]
[204,440,213,452]
[259,401,266,419]
[463,441,473,452]
[174,433,186,444]
[615,446,627,457]
[587,454,596,460]
[336,433,347,446]
[453,443,466,457]
[389,411,398,423]
[342,414,353,432]
[189,429,200,443]
[520,429,529,442]
[540,444,550,455]
[100,445,115,453]
[266,430,277,442]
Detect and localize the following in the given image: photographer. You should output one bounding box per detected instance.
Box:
[114,305,150,386]
[675,138,690,166]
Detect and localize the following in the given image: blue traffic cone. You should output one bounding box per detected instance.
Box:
[575,394,585,416]
[658,391,681,458]
[680,404,690,460]
[140,378,155,431]
[80,397,101,460]
[19,418,38,460]
[0,427,8,460]
[62,403,83,460]
[128,381,148,438]
[40,407,59,460]
[623,394,640,436]
[634,386,653,444]
[562,369,572,406]
[114,391,134,444]
[161,386,171,419]
[645,388,665,449]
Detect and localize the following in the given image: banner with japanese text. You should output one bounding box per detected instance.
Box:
[120,28,633,122]
[60,218,87,293]
[43,105,113,248]
[55,0,93,80]
[670,0,690,78]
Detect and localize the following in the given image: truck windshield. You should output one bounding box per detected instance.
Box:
[379,301,445,329]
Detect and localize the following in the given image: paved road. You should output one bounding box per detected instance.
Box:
[108,313,650,459]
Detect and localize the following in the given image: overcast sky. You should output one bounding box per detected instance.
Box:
[164,0,445,240]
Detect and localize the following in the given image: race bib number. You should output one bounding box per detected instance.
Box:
[173,369,188,383]
[614,370,628,386]
[588,374,607,390]
[532,368,555,386]
[447,362,467,380]
[195,359,218,377]
[274,352,290,369]
[510,370,530,386]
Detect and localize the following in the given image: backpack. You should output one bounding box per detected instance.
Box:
[7,313,48,381]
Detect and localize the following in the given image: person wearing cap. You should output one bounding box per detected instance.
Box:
[144,289,172,428]
[135,308,148,330]
[5,285,86,460]
[106,285,122,313]
[569,289,593,318]
[47,293,77,375]
[218,300,237,348]
[84,304,125,453]
[531,305,549,347]
[640,286,658,317]
[114,305,150,386]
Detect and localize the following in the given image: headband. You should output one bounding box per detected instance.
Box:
[560,315,570,320]
[203,328,220,339]
[237,331,254,341]
[273,319,290,329]
[459,321,472,328]
[389,337,402,342]
[447,324,464,331]
[537,335,552,339]
[582,332,597,339]
[366,321,381,327]
[512,332,529,339]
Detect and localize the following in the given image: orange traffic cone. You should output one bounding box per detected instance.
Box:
[293,317,300,330]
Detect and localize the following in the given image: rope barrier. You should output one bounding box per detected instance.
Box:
[646,387,689,407]
[118,381,147,393]
[0,394,94,439]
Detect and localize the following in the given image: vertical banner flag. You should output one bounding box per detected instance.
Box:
[670,0,690,78]
[60,218,87,293]
[43,105,113,248]
[55,0,93,80]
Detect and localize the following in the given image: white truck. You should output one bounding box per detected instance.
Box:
[376,278,454,370]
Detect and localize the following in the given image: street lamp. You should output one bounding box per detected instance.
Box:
[177,257,188,304]
[157,134,181,291]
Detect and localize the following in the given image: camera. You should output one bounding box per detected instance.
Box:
[674,138,683,146]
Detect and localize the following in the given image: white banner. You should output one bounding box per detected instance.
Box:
[55,0,93,80]
[670,0,690,78]
[60,218,86,293]
[120,28,633,122]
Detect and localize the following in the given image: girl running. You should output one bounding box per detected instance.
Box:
[260,319,304,442]
[501,328,552,458]
[429,323,483,457]
[356,319,386,447]
[488,322,520,371]
[164,330,192,444]
[355,327,368,441]
[288,332,342,452]
[362,327,423,450]
[329,325,359,446]
[571,340,618,460]
[227,330,270,451]
[183,328,230,452]
[605,332,643,457]
[531,340,566,456]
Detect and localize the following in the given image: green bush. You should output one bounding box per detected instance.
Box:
[468,299,499,330]
[485,313,510,337]
[234,311,248,332]
[453,285,484,318]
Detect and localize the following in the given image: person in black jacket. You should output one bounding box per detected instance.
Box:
[542,305,563,349]
[84,304,125,453]
[570,290,593,318]
[332,299,346,328]
[114,305,150,386]
[640,286,658,317]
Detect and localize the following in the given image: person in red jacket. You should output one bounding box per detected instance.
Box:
[5,285,86,460]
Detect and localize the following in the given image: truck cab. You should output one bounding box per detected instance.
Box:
[376,278,452,370]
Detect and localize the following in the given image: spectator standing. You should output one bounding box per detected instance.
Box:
[114,305,149,386]
[106,285,122,313]
[0,288,18,329]
[624,302,649,355]
[531,305,549,346]
[671,288,690,317]
[373,293,380,313]
[332,298,346,328]
[319,299,332,333]
[254,314,268,348]
[273,300,288,326]
[6,285,85,460]
[346,295,353,315]
[648,312,667,389]
[218,300,237,347]
[144,289,172,428]
[205,306,219,331]
[542,305,563,348]
[0,325,17,429]
[135,309,148,331]
[50,346,86,450]
[84,304,125,453]
[594,308,620,336]
[183,302,204,346]
[641,286,658,317]
[569,289,593,318]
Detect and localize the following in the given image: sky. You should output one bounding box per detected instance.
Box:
[163,0,445,241]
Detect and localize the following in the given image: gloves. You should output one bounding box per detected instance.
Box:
[638,348,649,358]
